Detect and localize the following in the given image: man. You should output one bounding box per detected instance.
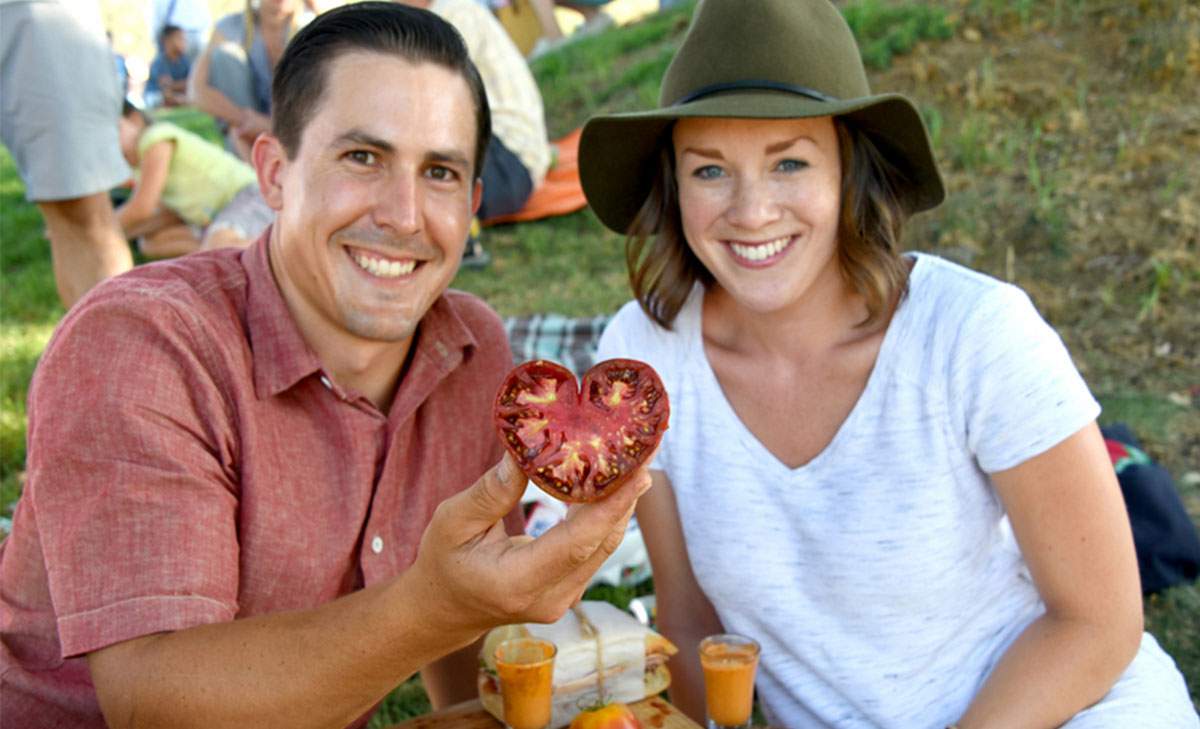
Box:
[144,24,192,108]
[0,0,135,309]
[400,0,551,267]
[0,4,648,727]
[146,0,210,58]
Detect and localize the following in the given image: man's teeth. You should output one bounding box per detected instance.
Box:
[730,236,791,262]
[353,252,416,278]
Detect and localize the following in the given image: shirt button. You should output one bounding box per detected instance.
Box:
[371,536,384,554]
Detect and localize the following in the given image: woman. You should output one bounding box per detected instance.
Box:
[116,101,273,257]
[187,0,310,161]
[580,1,1199,727]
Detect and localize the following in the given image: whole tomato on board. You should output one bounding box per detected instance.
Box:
[493,358,670,503]
[568,702,643,729]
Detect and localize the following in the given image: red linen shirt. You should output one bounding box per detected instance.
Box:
[0,231,516,727]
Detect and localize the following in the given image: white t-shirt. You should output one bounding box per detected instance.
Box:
[597,253,1198,728]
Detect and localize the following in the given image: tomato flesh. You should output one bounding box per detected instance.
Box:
[494,359,669,502]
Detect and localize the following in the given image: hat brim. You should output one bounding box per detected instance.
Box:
[579,91,945,235]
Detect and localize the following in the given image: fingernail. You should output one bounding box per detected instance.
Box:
[498,456,515,483]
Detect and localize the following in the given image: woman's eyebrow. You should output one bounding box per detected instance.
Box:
[765,134,815,154]
[679,146,724,160]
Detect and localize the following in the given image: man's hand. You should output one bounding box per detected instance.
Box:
[406,452,653,646]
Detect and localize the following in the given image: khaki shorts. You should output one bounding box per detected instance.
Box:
[206,183,275,241]
[0,1,131,202]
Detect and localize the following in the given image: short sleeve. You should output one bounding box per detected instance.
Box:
[26,295,242,657]
[948,285,1100,473]
[136,122,180,160]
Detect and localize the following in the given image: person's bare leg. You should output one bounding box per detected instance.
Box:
[201,227,251,250]
[557,2,599,23]
[139,224,202,259]
[39,192,133,309]
[528,0,564,41]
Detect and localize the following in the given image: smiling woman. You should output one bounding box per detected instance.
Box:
[580,0,1200,727]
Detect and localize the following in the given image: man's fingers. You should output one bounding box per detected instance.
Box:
[515,469,645,582]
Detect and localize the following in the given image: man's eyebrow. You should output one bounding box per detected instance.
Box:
[765,134,815,155]
[427,149,472,170]
[336,129,395,154]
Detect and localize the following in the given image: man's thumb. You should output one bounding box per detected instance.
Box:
[459,452,526,527]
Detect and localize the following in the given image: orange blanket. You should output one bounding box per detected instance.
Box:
[482,126,589,227]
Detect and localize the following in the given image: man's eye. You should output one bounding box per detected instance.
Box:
[347,150,376,165]
[427,166,458,181]
[693,165,724,180]
[777,158,809,172]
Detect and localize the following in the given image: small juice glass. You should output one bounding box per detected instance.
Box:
[699,633,760,729]
[494,637,557,729]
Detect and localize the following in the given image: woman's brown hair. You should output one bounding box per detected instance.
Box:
[625,117,915,330]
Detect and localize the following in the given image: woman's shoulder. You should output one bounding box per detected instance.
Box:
[214,11,246,38]
[902,252,1039,335]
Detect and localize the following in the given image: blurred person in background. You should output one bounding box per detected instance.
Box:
[144,24,193,108]
[400,0,551,268]
[189,0,312,162]
[148,0,212,57]
[1,0,133,309]
[115,101,273,257]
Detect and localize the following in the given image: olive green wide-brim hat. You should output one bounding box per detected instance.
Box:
[578,0,946,235]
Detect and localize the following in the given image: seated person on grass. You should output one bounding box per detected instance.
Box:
[188,0,311,162]
[399,0,551,267]
[144,24,192,108]
[0,4,651,727]
[116,101,273,257]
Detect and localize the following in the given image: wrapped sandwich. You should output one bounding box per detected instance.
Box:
[478,601,678,728]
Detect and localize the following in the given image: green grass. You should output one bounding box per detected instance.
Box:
[2,0,1197,720]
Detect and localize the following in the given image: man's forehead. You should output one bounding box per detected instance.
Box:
[302,51,477,154]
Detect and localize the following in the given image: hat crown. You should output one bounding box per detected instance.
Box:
[660,0,870,108]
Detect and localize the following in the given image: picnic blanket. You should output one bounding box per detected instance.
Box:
[482,126,589,226]
[502,312,612,377]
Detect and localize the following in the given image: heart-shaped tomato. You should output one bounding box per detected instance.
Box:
[568,701,643,729]
[493,359,669,502]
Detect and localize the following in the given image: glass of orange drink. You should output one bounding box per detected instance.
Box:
[494,637,557,729]
[699,633,760,729]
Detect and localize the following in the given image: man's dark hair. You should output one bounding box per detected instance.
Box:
[271,1,491,178]
[159,24,183,43]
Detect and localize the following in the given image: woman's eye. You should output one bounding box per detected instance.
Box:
[777,158,809,172]
[693,165,724,180]
[347,150,376,165]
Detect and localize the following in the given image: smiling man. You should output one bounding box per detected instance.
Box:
[0,5,650,728]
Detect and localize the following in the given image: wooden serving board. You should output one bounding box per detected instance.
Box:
[383,696,702,729]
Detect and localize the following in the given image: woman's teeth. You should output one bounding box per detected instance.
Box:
[353,252,416,278]
[730,236,791,262]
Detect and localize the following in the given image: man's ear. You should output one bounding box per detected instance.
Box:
[253,134,287,212]
[471,177,483,217]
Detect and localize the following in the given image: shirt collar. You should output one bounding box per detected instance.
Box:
[243,227,480,402]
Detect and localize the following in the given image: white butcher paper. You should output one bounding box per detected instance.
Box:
[525,601,646,727]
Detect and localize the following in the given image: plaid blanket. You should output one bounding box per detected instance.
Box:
[503,313,613,377]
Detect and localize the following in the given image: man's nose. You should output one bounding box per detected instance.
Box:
[373,173,421,234]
